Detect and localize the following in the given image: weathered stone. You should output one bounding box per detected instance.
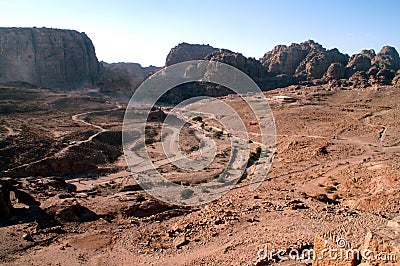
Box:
[0,27,100,89]
[313,233,357,266]
[0,180,12,219]
[165,43,217,66]
[350,71,370,88]
[358,216,399,265]
[42,197,97,222]
[173,235,188,248]
[260,40,322,76]
[325,62,346,80]
[392,70,400,85]
[346,51,373,77]
[96,62,159,93]
[206,49,268,80]
[369,69,396,85]
[295,48,349,79]
[371,46,400,71]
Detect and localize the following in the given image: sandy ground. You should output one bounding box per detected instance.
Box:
[1,84,399,265]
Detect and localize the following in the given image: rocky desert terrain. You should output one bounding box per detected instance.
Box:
[0,27,399,265]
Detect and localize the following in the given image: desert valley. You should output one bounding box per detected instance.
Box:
[0,27,399,265]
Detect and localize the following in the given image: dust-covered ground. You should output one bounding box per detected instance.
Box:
[0,82,399,265]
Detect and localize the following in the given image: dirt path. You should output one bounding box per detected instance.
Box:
[5,106,123,173]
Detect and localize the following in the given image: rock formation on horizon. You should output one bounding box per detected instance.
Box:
[0,27,399,95]
[0,27,100,89]
[96,62,159,93]
[165,43,218,66]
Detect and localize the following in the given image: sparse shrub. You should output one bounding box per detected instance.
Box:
[300,191,307,197]
[201,187,210,193]
[325,186,337,193]
[332,181,340,186]
[318,183,325,187]
[192,116,203,122]
[216,175,225,183]
[213,131,223,139]
[332,194,340,201]
[181,188,194,199]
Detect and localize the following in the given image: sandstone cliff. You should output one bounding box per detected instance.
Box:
[0,27,100,89]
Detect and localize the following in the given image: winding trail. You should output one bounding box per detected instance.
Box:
[5,105,123,174]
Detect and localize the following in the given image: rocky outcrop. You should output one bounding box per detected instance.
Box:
[0,180,12,219]
[360,216,400,265]
[42,197,97,222]
[206,49,267,79]
[393,70,400,85]
[96,62,159,93]
[0,27,100,89]
[260,40,349,80]
[371,46,400,71]
[260,40,322,76]
[295,48,349,79]
[346,50,375,76]
[165,43,218,66]
[350,71,370,88]
[370,69,396,85]
[344,46,400,87]
[324,62,346,80]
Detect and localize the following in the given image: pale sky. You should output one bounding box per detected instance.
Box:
[0,0,399,66]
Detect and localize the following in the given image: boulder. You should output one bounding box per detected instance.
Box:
[121,195,173,218]
[360,216,400,265]
[42,197,97,222]
[0,180,12,219]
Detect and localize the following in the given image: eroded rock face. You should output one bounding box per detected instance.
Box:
[370,69,396,85]
[346,50,374,77]
[205,49,268,80]
[325,62,346,80]
[361,217,400,266]
[0,27,100,89]
[261,40,349,80]
[295,48,349,79]
[371,46,400,71]
[96,62,159,93]
[42,197,97,222]
[165,43,218,66]
[350,71,370,88]
[260,40,322,76]
[392,70,400,85]
[0,180,12,219]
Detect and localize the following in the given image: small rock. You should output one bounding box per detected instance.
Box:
[173,235,188,248]
[22,233,33,242]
